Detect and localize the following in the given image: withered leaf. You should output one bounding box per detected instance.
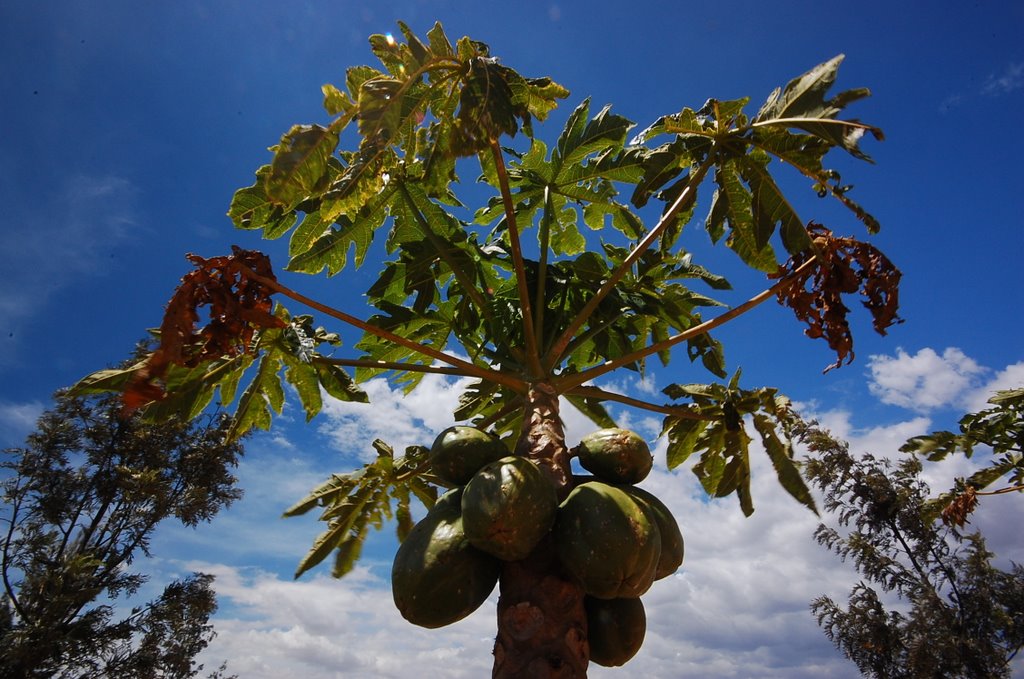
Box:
[771,223,902,372]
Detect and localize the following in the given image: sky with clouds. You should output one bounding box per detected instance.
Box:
[2,2,1023,677]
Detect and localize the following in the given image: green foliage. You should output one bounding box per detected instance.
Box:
[0,380,242,678]
[901,387,1024,524]
[72,22,889,601]
[661,372,816,516]
[72,307,368,440]
[802,423,1024,678]
[283,440,436,578]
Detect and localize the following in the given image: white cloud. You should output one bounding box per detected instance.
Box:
[963,360,1024,413]
[0,399,44,445]
[194,446,861,679]
[0,174,137,320]
[171,351,1022,678]
[983,62,1024,95]
[317,372,477,460]
[867,347,985,412]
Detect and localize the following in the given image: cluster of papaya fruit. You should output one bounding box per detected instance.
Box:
[391,426,684,667]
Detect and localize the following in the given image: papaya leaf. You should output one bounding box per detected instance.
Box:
[288,440,435,579]
[630,138,692,209]
[313,361,368,404]
[900,388,1024,512]
[426,21,454,59]
[564,393,618,430]
[711,159,777,272]
[267,125,341,208]
[228,351,284,439]
[693,446,727,496]
[69,363,147,396]
[332,527,368,578]
[321,83,352,116]
[228,165,299,236]
[394,486,415,542]
[281,352,323,422]
[901,431,965,462]
[753,412,818,514]
[738,152,812,255]
[966,458,1020,491]
[750,56,884,231]
[755,55,851,122]
[282,471,364,518]
[286,182,398,275]
[294,484,374,579]
[662,416,708,470]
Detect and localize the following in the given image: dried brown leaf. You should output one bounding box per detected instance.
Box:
[123,247,286,411]
[771,223,902,372]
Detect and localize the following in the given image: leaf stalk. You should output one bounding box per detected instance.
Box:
[555,254,819,391]
[489,141,544,379]
[543,152,717,373]
[235,262,528,393]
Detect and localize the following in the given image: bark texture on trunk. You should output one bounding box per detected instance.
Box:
[492,383,589,678]
[516,383,573,501]
[492,537,588,678]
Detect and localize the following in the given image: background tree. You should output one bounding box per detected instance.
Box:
[0,379,244,678]
[801,423,1024,678]
[901,387,1024,526]
[72,22,900,676]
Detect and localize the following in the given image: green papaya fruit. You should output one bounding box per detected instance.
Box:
[391,489,500,628]
[585,595,647,667]
[462,456,558,561]
[623,485,684,579]
[553,481,661,599]
[575,428,653,484]
[429,425,508,486]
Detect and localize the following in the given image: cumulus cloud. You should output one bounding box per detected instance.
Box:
[317,372,477,460]
[867,347,985,412]
[866,346,1023,418]
[167,351,1022,678]
[963,360,1024,413]
[192,443,861,678]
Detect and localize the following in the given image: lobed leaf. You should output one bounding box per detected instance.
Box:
[267,125,341,208]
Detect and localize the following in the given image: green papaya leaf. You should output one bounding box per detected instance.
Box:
[753,413,817,514]
[662,416,708,470]
[565,393,618,429]
[267,125,341,207]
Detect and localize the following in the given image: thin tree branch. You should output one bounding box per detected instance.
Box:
[235,262,528,394]
[555,254,819,392]
[313,356,472,378]
[565,385,715,421]
[2,484,28,622]
[977,484,1024,496]
[544,152,716,373]
[489,140,544,379]
[535,186,554,355]
[748,117,879,132]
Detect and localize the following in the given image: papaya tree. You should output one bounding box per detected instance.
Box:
[72,22,901,677]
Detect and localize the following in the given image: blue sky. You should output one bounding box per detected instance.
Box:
[2,2,1023,677]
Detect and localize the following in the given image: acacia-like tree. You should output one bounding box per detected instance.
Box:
[73,22,901,676]
[801,423,1024,678]
[0,384,243,678]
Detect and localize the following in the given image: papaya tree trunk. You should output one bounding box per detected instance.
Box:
[491,383,589,678]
